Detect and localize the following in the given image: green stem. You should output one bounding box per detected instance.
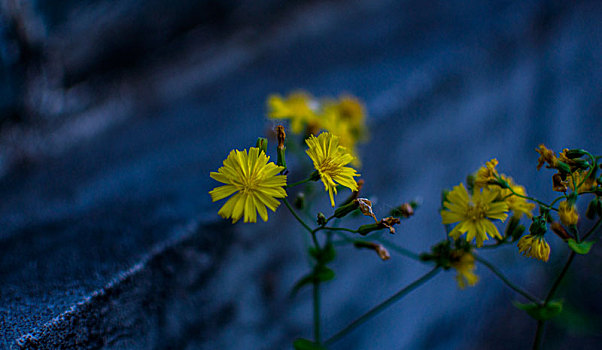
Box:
[315,226,358,234]
[475,255,542,304]
[283,198,313,234]
[324,267,440,346]
[532,320,545,350]
[313,280,321,344]
[506,186,557,211]
[287,177,313,188]
[544,251,575,303]
[582,217,602,240]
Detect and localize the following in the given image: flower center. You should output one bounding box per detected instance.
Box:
[318,158,338,176]
[466,202,488,221]
[240,174,259,194]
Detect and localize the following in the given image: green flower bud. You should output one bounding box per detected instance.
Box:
[564,149,588,158]
[555,161,571,175]
[255,137,268,154]
[586,199,596,220]
[334,200,359,218]
[357,223,380,236]
[294,193,305,210]
[317,212,327,226]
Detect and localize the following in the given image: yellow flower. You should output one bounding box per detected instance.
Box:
[474,158,499,188]
[474,160,535,218]
[451,251,479,289]
[441,183,509,247]
[567,171,597,194]
[517,234,550,262]
[321,96,367,166]
[498,175,536,219]
[305,132,360,207]
[209,147,287,223]
[558,201,579,226]
[267,91,319,134]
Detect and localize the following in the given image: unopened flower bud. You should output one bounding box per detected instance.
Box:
[551,222,571,240]
[294,192,305,209]
[555,161,571,175]
[255,137,268,154]
[564,149,588,158]
[586,198,599,220]
[357,198,377,222]
[334,200,359,218]
[317,212,327,226]
[276,125,286,167]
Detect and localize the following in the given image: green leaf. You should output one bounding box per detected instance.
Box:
[290,274,314,297]
[513,300,563,321]
[567,239,594,254]
[314,265,335,282]
[293,338,328,350]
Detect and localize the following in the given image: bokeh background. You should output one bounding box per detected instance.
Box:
[1,0,601,349]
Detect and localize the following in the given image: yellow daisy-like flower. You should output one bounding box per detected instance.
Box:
[474,160,535,218]
[305,132,360,207]
[450,251,479,289]
[517,234,550,262]
[498,175,536,219]
[474,158,499,188]
[441,183,509,247]
[558,201,579,226]
[567,171,597,194]
[321,96,367,167]
[267,91,319,134]
[209,147,287,223]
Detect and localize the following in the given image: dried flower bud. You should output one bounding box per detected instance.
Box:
[276,125,286,150]
[353,241,390,261]
[399,203,414,218]
[380,217,401,234]
[357,198,377,222]
[552,173,567,192]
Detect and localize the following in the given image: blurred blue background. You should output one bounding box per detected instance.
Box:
[1,0,601,349]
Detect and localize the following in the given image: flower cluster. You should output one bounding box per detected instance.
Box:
[268,91,367,165]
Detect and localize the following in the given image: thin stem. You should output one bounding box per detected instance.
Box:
[544,251,575,303]
[283,198,313,234]
[582,217,602,240]
[286,177,313,188]
[532,320,545,350]
[506,186,556,211]
[314,226,359,234]
[475,255,542,304]
[324,267,440,346]
[313,281,321,343]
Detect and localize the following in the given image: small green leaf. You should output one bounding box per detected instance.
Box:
[567,239,594,255]
[314,265,335,282]
[293,338,328,350]
[513,300,563,321]
[290,274,314,297]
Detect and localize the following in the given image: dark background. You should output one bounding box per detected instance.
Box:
[1,0,601,349]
